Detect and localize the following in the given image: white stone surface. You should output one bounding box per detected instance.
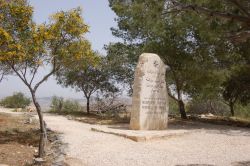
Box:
[42,115,250,166]
[130,53,169,130]
[91,124,188,142]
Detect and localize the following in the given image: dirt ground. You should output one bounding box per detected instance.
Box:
[0,110,61,166]
[0,112,39,166]
[2,108,250,166]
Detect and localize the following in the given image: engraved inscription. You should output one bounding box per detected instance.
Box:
[130,53,169,130]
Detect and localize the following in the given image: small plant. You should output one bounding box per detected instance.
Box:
[50,96,83,113]
[50,96,64,112]
[62,99,82,112]
[187,99,230,116]
[0,92,31,109]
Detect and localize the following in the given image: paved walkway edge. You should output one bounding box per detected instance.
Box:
[91,127,189,142]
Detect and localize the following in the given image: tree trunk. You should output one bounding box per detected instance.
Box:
[58,101,63,112]
[178,100,187,119]
[209,100,214,113]
[176,87,187,119]
[30,90,47,157]
[229,101,235,116]
[86,97,90,114]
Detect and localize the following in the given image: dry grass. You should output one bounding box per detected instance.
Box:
[0,113,39,166]
[187,115,250,128]
[0,112,59,166]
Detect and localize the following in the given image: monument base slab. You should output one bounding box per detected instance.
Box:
[91,124,189,142]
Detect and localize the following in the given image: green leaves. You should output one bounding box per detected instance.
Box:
[223,66,250,106]
[56,53,118,106]
[0,92,31,109]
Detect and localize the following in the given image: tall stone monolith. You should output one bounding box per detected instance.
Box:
[130,53,169,130]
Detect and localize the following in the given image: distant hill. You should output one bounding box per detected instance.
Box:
[0,95,132,112]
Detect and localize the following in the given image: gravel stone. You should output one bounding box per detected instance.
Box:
[43,115,250,166]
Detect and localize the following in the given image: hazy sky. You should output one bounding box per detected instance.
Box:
[0,0,119,99]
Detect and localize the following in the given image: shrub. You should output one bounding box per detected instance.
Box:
[50,96,64,112]
[169,97,179,116]
[187,99,230,116]
[234,104,250,120]
[0,92,31,108]
[50,96,83,113]
[62,99,82,112]
[93,92,128,118]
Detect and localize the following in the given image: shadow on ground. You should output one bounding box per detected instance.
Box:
[232,161,250,166]
[175,161,250,166]
[107,119,250,137]
[0,129,40,145]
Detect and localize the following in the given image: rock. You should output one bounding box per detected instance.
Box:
[47,127,52,132]
[130,53,169,130]
[16,108,22,112]
[26,106,36,112]
[66,115,73,120]
[34,157,45,163]
[24,117,33,124]
[207,113,214,117]
[54,155,64,163]
[200,114,206,118]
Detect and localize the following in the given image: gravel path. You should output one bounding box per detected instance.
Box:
[43,114,250,166]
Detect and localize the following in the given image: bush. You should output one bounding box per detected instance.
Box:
[234,104,250,120]
[168,97,179,116]
[93,92,128,118]
[187,99,230,116]
[62,99,82,112]
[50,96,64,112]
[50,96,83,113]
[0,92,31,109]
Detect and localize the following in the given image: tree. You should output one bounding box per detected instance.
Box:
[105,42,141,94]
[166,0,250,115]
[0,0,92,157]
[223,66,250,116]
[108,0,225,119]
[222,38,250,116]
[50,96,64,112]
[56,54,118,114]
[168,0,250,43]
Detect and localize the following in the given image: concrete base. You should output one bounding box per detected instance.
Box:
[91,124,189,142]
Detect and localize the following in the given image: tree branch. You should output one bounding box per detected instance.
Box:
[229,30,250,43]
[24,61,28,78]
[33,69,55,92]
[168,0,250,24]
[33,57,58,92]
[227,0,250,17]
[167,85,178,102]
[0,73,4,83]
[19,65,28,83]
[7,61,30,88]
[29,64,40,85]
[82,87,88,98]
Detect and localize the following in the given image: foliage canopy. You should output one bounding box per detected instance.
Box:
[0,92,31,109]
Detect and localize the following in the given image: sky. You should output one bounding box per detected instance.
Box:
[0,0,119,99]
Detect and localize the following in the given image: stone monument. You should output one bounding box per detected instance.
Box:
[130,53,169,130]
